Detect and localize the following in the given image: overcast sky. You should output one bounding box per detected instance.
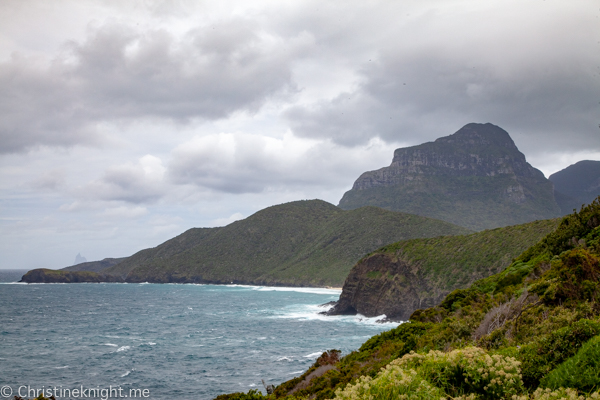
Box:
[1,0,599,270]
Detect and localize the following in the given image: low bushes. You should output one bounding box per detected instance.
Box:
[334,347,523,400]
[541,335,600,393]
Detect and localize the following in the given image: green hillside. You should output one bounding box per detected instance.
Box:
[216,198,600,400]
[101,200,471,286]
[327,218,560,320]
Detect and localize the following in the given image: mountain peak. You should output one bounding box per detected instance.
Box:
[339,123,561,230]
[434,123,516,148]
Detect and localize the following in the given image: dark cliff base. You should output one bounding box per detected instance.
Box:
[325,253,443,321]
[19,268,340,288]
[20,269,124,283]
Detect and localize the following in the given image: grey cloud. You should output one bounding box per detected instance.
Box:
[287,49,599,151]
[0,19,296,153]
[284,2,599,153]
[167,133,395,195]
[79,155,166,204]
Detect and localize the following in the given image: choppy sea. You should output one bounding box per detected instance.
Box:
[0,269,398,400]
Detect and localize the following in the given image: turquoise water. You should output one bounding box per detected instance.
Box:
[0,271,397,400]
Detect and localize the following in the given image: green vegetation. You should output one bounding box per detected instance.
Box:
[20,268,122,283]
[377,218,561,294]
[541,335,600,392]
[216,198,600,399]
[99,200,470,287]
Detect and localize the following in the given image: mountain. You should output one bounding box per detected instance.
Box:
[338,123,561,231]
[549,160,600,214]
[326,218,560,320]
[22,200,471,286]
[220,197,600,400]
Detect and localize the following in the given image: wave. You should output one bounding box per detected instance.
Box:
[222,284,341,295]
[270,304,402,326]
[254,286,342,295]
[303,351,323,358]
[116,346,130,352]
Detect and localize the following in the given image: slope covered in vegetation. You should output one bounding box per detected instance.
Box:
[103,200,470,286]
[23,200,471,286]
[218,198,600,399]
[328,218,560,320]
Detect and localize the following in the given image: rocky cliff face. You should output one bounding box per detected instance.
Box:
[327,253,443,320]
[339,123,561,230]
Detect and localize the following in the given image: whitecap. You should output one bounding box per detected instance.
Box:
[55,365,69,369]
[289,370,305,375]
[104,343,118,347]
[116,346,130,352]
[303,351,322,358]
[254,286,341,295]
[270,304,402,327]
[276,356,293,362]
[121,370,132,377]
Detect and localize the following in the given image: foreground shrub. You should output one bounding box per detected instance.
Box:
[525,387,600,400]
[334,366,444,400]
[541,335,600,392]
[519,319,600,388]
[335,346,522,400]
[397,347,523,399]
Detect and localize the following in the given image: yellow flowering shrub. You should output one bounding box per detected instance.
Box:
[527,387,600,400]
[335,347,523,400]
[334,364,445,400]
[391,347,523,399]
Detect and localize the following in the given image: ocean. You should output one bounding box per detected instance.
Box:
[0,270,398,400]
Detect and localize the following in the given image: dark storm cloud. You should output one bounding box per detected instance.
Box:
[284,2,599,152]
[287,49,599,149]
[0,19,296,153]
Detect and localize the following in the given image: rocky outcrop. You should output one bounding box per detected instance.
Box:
[339,123,561,230]
[326,253,444,321]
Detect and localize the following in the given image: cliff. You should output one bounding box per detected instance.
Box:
[338,123,561,230]
[327,218,560,320]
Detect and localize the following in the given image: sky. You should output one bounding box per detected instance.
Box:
[1,0,599,270]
